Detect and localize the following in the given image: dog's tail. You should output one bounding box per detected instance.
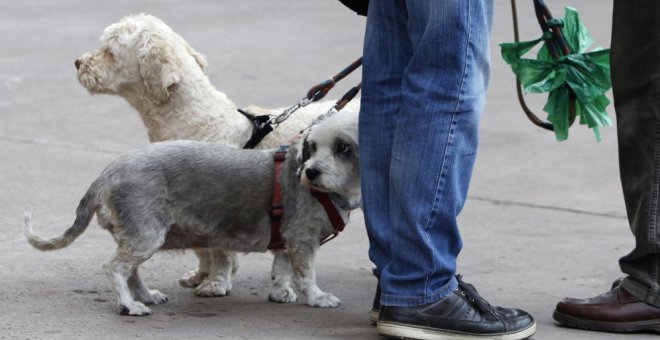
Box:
[24,189,97,251]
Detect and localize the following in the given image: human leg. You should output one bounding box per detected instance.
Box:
[361,0,535,338]
[359,0,410,277]
[611,0,660,306]
[359,0,410,321]
[378,0,491,308]
[553,0,660,333]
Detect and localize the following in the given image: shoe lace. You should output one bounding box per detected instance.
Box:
[456,275,497,315]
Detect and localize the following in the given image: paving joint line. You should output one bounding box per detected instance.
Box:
[468,196,627,220]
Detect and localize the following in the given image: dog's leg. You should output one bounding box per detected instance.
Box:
[104,227,166,316]
[288,243,340,308]
[193,248,234,297]
[128,267,169,305]
[104,255,154,316]
[268,250,297,303]
[179,249,211,288]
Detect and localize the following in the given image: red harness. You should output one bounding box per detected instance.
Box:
[268,147,346,250]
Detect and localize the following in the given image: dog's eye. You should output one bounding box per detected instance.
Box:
[335,142,351,156]
[309,142,317,154]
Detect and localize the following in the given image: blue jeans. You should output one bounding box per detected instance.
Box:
[359,0,493,307]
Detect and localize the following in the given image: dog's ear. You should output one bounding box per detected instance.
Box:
[184,41,207,71]
[138,40,181,105]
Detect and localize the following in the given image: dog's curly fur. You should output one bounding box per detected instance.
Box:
[75,13,359,297]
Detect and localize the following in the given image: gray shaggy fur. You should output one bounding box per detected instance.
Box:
[23,110,360,316]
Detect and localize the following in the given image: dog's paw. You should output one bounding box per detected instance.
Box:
[193,279,231,297]
[268,287,298,303]
[306,292,341,308]
[119,301,153,316]
[179,269,208,288]
[143,289,168,305]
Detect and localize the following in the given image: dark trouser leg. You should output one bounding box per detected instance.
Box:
[612,0,660,307]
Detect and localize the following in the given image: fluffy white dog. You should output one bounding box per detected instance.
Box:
[75,14,359,298]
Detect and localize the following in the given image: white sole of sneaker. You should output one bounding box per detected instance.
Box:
[370,309,379,324]
[377,321,536,340]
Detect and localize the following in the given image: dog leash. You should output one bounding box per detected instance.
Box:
[509,0,576,131]
[241,57,363,149]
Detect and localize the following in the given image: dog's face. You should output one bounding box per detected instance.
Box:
[298,111,361,206]
[75,14,207,104]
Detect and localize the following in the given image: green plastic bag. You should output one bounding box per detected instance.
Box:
[500,7,612,141]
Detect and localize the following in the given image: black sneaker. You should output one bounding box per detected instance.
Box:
[377,276,536,339]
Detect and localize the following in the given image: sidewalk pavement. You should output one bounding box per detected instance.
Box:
[1,1,655,339]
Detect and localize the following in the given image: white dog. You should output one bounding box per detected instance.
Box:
[75,14,359,297]
[24,110,361,316]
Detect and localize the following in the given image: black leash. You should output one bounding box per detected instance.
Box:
[241,57,362,149]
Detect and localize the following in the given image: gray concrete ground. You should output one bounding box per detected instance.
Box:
[0,1,655,339]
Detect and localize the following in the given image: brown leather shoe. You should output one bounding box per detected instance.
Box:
[553,285,660,333]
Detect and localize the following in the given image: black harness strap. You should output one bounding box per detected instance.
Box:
[238,108,273,149]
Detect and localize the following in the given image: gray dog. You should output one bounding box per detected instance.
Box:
[24,110,360,316]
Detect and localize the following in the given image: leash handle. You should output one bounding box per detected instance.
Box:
[511,0,576,131]
[533,0,572,58]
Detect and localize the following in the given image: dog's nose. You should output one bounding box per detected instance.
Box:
[75,59,81,70]
[305,168,319,181]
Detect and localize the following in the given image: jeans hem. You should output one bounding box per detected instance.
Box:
[380,276,458,307]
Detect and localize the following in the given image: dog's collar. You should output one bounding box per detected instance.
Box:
[267,145,348,250]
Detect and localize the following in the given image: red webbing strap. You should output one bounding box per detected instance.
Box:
[311,191,347,246]
[267,149,347,249]
[267,149,287,250]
